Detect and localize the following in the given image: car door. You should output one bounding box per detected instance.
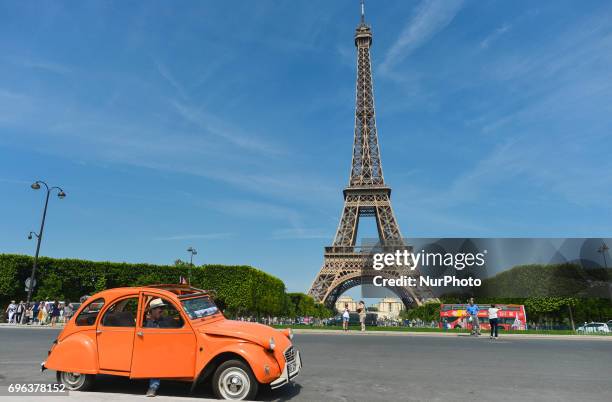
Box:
[97,296,139,372]
[130,292,197,379]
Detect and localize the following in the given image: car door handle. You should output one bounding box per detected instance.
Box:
[96,330,102,334]
[137,331,143,337]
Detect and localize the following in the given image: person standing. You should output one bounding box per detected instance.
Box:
[488,304,500,339]
[5,301,17,324]
[59,303,64,324]
[50,301,60,327]
[32,301,39,325]
[26,303,33,325]
[342,303,350,332]
[15,301,25,324]
[64,303,73,323]
[357,300,366,332]
[466,297,481,336]
[38,301,47,325]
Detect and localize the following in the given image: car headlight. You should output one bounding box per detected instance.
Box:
[269,336,276,351]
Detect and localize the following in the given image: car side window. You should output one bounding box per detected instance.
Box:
[75,298,105,326]
[101,297,138,327]
[141,296,184,329]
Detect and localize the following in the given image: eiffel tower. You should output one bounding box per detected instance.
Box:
[308,1,435,309]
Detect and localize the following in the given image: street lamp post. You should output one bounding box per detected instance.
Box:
[597,242,610,301]
[186,247,197,285]
[25,181,66,308]
[597,242,609,269]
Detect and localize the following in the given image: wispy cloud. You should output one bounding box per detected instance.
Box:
[381,0,464,73]
[21,59,71,75]
[171,100,285,156]
[480,23,511,49]
[155,60,188,99]
[153,232,233,241]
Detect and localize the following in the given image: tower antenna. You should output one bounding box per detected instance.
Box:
[361,0,365,23]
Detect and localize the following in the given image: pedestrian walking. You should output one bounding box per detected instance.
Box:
[488,303,500,339]
[5,301,17,324]
[342,303,350,332]
[466,297,481,336]
[357,300,366,332]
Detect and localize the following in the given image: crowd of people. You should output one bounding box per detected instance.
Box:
[4,300,75,326]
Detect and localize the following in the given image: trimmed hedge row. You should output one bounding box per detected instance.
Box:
[0,254,288,317]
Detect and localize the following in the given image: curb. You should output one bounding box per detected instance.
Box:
[292,329,612,341]
[0,324,64,329]
[0,391,216,401]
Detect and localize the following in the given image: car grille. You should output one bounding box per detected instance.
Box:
[284,346,296,365]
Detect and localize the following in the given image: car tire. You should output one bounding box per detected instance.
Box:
[56,371,95,391]
[212,359,258,400]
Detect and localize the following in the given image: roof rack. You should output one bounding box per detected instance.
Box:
[146,284,216,298]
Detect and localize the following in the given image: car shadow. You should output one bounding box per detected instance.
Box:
[258,382,303,401]
[88,375,302,401]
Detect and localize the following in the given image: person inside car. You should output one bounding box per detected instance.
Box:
[144,298,169,397]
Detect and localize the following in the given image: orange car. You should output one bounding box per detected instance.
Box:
[41,284,301,400]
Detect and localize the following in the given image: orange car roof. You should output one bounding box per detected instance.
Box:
[145,284,215,299]
[89,284,215,300]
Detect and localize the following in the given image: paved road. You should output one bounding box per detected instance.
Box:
[1,327,611,401]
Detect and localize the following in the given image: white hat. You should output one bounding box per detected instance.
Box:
[149,298,167,309]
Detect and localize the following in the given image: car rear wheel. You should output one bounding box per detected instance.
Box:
[56,371,95,391]
[212,359,258,400]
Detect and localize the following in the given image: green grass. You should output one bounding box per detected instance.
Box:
[273,324,610,336]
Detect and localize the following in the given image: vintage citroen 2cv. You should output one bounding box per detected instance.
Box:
[41,285,301,400]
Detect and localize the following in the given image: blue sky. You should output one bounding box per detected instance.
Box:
[1,0,611,294]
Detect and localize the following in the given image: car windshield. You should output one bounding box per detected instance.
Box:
[181,296,219,319]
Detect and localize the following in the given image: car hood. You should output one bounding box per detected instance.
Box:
[197,319,290,350]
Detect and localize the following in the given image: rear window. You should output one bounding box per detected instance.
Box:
[75,298,105,326]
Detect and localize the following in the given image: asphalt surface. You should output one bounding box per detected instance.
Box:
[1,327,611,401]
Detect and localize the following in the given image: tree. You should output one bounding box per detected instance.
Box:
[0,254,291,318]
[401,302,440,322]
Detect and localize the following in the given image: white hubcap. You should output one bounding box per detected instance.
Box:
[219,367,250,400]
[61,372,85,390]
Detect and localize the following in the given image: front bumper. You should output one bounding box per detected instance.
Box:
[269,349,301,389]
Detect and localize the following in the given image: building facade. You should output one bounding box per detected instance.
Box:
[376,297,404,320]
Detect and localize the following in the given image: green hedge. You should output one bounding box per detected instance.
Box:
[0,254,288,317]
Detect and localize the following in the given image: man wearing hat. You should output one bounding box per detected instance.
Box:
[145,298,171,329]
[144,298,170,397]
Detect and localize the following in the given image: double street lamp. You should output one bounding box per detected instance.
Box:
[25,181,66,307]
[186,247,198,285]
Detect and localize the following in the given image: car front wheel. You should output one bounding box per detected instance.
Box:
[212,359,258,400]
[56,371,95,391]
